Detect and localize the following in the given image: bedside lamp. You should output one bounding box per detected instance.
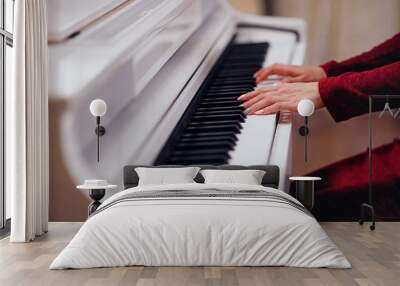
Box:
[297,99,315,162]
[89,99,107,162]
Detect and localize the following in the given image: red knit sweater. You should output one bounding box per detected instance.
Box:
[319,32,400,122]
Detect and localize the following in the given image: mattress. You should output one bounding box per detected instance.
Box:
[50,183,350,269]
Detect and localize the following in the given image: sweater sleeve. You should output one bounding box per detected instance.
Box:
[320,33,400,76]
[319,60,400,122]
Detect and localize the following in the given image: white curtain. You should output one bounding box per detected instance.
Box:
[8,0,49,242]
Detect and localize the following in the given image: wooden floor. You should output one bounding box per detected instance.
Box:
[0,222,399,286]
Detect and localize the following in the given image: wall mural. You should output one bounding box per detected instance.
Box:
[47,0,400,223]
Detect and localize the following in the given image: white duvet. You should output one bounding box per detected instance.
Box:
[50,183,350,269]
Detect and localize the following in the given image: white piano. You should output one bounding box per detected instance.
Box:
[47,0,305,195]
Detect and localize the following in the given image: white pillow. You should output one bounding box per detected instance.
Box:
[135,167,200,186]
[200,169,266,185]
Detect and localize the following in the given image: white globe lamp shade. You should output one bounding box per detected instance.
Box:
[297,99,315,117]
[90,99,107,117]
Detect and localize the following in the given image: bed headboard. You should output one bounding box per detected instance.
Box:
[123,165,280,189]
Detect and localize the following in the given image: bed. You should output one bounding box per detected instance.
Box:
[50,165,350,269]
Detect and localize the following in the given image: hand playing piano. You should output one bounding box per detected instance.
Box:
[253,64,327,84]
[238,82,324,115]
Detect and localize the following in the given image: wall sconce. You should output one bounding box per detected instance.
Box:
[89,99,107,162]
[297,99,315,162]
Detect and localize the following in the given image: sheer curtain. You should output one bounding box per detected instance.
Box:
[8,0,49,242]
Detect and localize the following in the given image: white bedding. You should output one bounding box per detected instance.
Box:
[50,183,350,269]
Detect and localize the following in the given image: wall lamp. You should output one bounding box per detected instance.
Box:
[297,99,315,162]
[89,99,107,162]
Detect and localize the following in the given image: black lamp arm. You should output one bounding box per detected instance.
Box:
[94,116,106,162]
[298,116,309,162]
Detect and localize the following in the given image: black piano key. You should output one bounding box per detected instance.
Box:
[192,114,245,122]
[182,131,238,140]
[217,71,259,78]
[224,56,266,62]
[229,45,267,51]
[216,68,257,78]
[198,100,241,108]
[207,86,252,90]
[218,68,259,73]
[188,121,242,130]
[205,91,250,98]
[207,86,253,91]
[206,89,252,95]
[195,111,243,116]
[208,84,253,89]
[219,66,261,72]
[231,43,267,49]
[213,75,255,80]
[228,51,265,58]
[196,106,244,112]
[232,42,268,47]
[201,96,239,101]
[209,84,251,89]
[212,79,255,85]
[189,118,242,124]
[221,63,262,70]
[220,63,260,67]
[168,154,229,165]
[194,111,244,117]
[206,88,252,93]
[208,84,253,90]
[214,76,254,82]
[215,73,256,79]
[194,113,244,119]
[200,98,242,103]
[179,135,237,144]
[171,149,233,158]
[194,110,246,117]
[185,124,241,133]
[229,50,266,56]
[230,43,268,51]
[174,141,235,151]
[229,52,266,57]
[210,81,255,87]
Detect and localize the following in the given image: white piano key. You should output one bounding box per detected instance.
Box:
[269,122,292,192]
[265,75,284,80]
[256,80,280,89]
[229,114,277,165]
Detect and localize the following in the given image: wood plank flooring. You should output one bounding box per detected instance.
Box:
[0,222,399,286]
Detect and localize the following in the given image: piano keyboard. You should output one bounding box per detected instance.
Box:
[156,42,269,165]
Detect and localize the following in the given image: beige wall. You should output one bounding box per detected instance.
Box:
[230,0,400,174]
[273,0,400,65]
[227,0,265,15]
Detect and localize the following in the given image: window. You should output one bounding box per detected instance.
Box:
[0,0,14,232]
